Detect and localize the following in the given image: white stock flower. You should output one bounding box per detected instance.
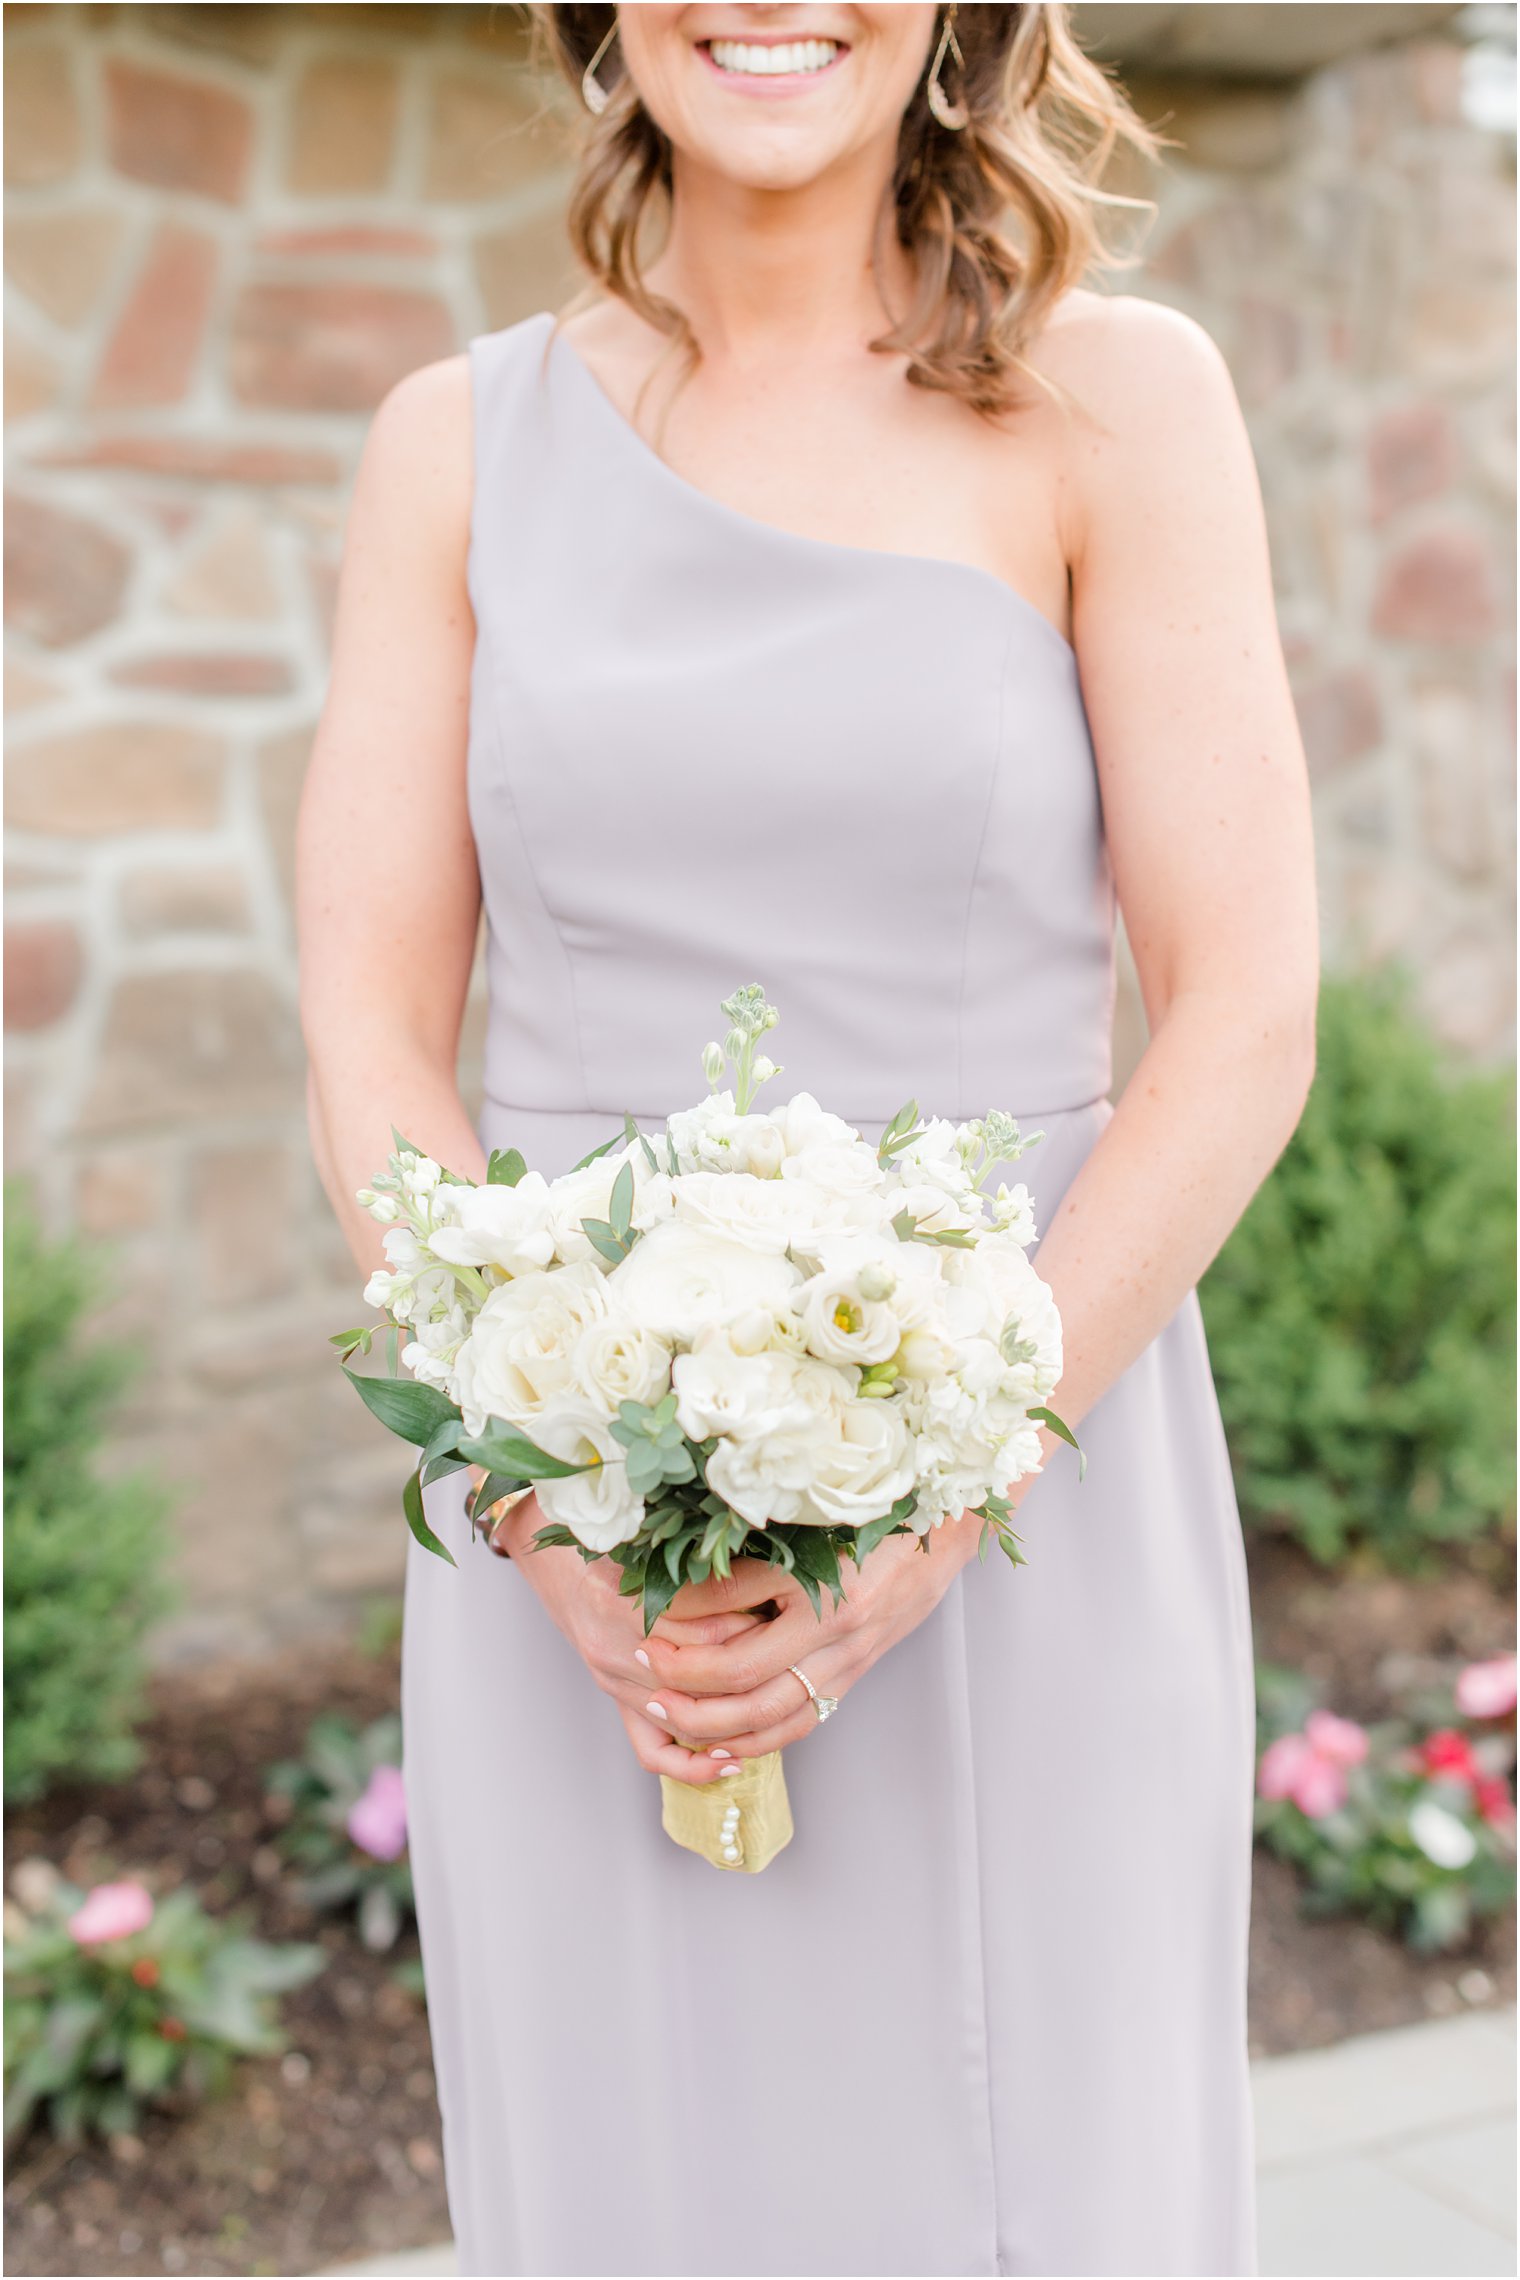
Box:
[989,1182,1037,1246]
[451,1260,611,1436]
[426,1173,556,1278]
[668,1094,786,1178]
[607,1219,801,1342]
[803,1398,916,1527]
[530,1400,645,1554]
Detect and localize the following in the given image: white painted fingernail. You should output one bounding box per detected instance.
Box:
[709,1749,732,1760]
[719,1763,743,1777]
[634,1649,651,1667]
[645,1701,667,1719]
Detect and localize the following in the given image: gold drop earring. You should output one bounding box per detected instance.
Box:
[581,14,618,116]
[926,1,970,131]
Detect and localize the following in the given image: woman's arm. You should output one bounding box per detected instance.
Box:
[635,296,1320,1752]
[297,356,486,1280]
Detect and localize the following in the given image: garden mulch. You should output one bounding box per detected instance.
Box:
[5,1537,1515,2278]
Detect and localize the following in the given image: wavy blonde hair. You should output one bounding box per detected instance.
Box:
[536,4,1160,418]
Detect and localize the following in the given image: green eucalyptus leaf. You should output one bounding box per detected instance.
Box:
[402,1467,457,1566]
[1029,1405,1086,1481]
[486,1147,528,1187]
[570,1130,622,1173]
[456,1425,592,1480]
[344,1368,460,1447]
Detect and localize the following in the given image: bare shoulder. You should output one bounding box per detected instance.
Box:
[352,352,474,539]
[1028,288,1257,548]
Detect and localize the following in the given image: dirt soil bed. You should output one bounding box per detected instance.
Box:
[5,1540,1515,2277]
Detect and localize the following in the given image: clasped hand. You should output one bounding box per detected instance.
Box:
[485,1472,981,1788]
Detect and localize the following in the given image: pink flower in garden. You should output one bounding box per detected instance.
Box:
[347,1765,408,1862]
[1259,1711,1370,1820]
[1304,1709,1369,1767]
[1455,1657,1518,1721]
[68,1880,154,1946]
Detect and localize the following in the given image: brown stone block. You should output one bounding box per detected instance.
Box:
[5,46,81,186]
[79,969,304,1133]
[1372,528,1500,644]
[4,333,63,424]
[287,57,398,195]
[6,723,222,835]
[76,1146,167,1236]
[41,436,343,485]
[120,863,252,936]
[165,508,281,621]
[256,224,437,259]
[110,651,295,697]
[3,919,83,1030]
[4,493,132,648]
[92,222,219,410]
[425,72,553,201]
[1368,404,1458,525]
[1158,81,1295,174]
[105,58,253,203]
[1291,668,1383,779]
[191,1138,298,1304]
[474,212,578,332]
[4,207,127,327]
[150,4,283,68]
[229,281,456,412]
[257,725,313,912]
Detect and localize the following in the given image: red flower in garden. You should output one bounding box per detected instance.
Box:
[130,1956,160,1988]
[1474,1775,1516,1828]
[1418,1729,1480,1783]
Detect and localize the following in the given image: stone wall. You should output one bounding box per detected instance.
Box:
[4,5,1513,1661]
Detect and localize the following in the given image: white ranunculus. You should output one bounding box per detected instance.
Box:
[427,1172,557,1277]
[672,1345,802,1442]
[1409,1798,1478,1870]
[608,1219,801,1341]
[803,1398,917,1527]
[451,1260,611,1436]
[570,1313,673,1417]
[702,1354,853,1526]
[530,1399,645,1554]
[796,1267,902,1368]
[672,1169,822,1254]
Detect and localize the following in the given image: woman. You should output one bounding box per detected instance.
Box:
[298,6,1318,2274]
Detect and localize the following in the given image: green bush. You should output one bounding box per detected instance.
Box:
[1201,970,1515,1567]
[4,1179,175,1804]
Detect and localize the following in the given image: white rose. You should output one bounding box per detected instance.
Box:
[427,1173,557,1277]
[608,1219,801,1342]
[530,1399,645,1554]
[570,1312,673,1417]
[545,1146,667,1268]
[803,1398,917,1527]
[672,1170,821,1254]
[796,1267,901,1368]
[451,1260,611,1436]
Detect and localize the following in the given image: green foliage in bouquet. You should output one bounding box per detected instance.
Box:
[3,1874,324,2148]
[1200,970,1516,1567]
[266,1714,415,1952]
[4,1179,175,1805]
[1254,1663,1517,1954]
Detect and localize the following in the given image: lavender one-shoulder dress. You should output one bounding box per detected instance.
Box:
[402,311,1258,2278]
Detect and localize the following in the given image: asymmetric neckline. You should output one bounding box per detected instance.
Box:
[539,312,1076,663]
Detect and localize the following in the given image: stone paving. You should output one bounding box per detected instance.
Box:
[326,2007,1517,2278]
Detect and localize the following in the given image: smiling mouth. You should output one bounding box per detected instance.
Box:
[700,35,847,83]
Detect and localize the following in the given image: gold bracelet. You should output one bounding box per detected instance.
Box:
[481,1483,534,1559]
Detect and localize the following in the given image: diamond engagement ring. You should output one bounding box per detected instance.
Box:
[789,1663,839,1723]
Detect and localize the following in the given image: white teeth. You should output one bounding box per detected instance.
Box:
[708,37,839,77]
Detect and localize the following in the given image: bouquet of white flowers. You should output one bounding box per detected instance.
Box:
[336,986,1079,1872]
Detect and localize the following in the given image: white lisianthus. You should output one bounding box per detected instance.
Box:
[530,1399,645,1554]
[890,1179,982,1238]
[451,1260,611,1436]
[608,1219,801,1342]
[796,1268,901,1368]
[803,1399,916,1527]
[427,1172,556,1277]
[570,1313,673,1418]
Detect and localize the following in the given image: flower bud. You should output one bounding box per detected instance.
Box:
[751,1056,777,1087]
[370,1194,399,1223]
[724,1027,747,1061]
[857,1260,897,1302]
[701,1041,726,1086]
